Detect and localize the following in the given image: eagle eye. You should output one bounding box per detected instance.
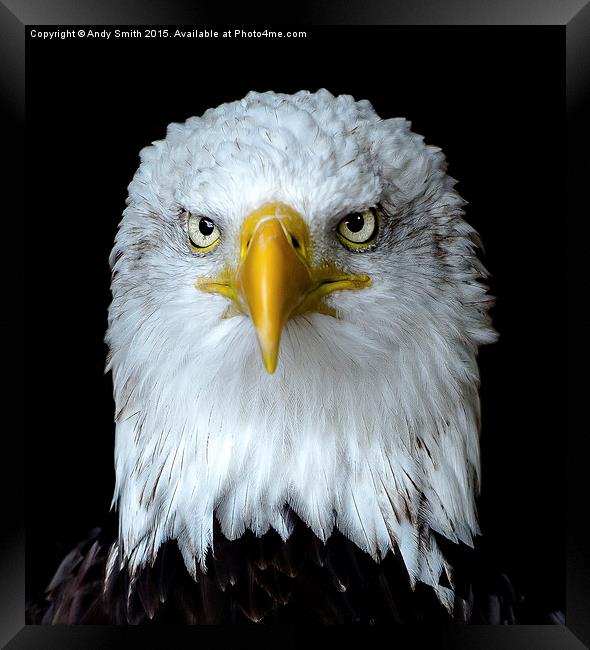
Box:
[336,207,378,250]
[187,213,221,252]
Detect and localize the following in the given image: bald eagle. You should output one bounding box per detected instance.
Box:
[29,89,559,625]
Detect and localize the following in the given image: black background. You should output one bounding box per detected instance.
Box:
[26,26,565,618]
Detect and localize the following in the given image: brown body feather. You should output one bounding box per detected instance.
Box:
[27,512,562,625]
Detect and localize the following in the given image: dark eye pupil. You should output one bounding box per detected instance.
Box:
[199,218,215,236]
[346,214,365,233]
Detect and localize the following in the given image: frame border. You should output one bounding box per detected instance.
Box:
[3,1,587,647]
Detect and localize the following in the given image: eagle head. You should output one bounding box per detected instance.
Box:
[106,89,496,611]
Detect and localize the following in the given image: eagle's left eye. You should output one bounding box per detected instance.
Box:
[336,207,378,250]
[187,213,221,252]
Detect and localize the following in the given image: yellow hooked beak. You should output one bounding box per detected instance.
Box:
[197,203,371,374]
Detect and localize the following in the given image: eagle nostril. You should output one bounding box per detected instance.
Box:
[290,235,300,249]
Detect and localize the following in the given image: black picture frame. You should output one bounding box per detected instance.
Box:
[3,1,588,647]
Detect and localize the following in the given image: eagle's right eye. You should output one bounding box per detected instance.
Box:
[187,213,221,252]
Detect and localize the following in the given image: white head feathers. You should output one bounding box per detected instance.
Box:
[106,89,496,611]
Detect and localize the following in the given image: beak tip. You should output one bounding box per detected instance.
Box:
[262,353,279,374]
[256,329,281,375]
